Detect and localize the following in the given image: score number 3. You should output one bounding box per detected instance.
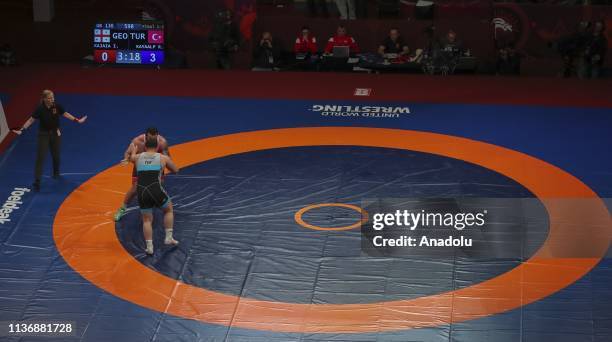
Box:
[141,50,164,65]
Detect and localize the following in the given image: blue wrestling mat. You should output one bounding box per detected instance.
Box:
[0,94,610,342]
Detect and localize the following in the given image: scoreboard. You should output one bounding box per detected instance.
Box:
[93,22,165,65]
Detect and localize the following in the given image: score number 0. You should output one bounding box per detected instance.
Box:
[94,50,116,63]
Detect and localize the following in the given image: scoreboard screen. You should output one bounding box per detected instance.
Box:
[93,22,164,65]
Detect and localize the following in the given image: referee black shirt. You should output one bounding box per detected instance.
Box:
[32,103,64,132]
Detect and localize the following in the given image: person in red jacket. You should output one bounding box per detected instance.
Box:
[294,26,318,54]
[324,25,360,55]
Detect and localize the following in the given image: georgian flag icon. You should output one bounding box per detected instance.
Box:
[94,29,111,43]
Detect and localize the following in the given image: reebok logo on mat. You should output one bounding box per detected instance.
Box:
[0,187,31,224]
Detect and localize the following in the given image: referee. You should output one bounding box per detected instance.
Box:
[12,90,87,191]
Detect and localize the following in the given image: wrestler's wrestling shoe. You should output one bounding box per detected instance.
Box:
[113,206,126,221]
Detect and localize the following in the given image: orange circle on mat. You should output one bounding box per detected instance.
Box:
[53,127,611,333]
[295,203,369,231]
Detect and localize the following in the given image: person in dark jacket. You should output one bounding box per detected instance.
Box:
[438,30,464,56]
[0,43,17,66]
[496,44,521,76]
[578,20,607,79]
[378,28,410,56]
[252,32,282,70]
[430,29,464,74]
[556,21,591,78]
[208,9,240,70]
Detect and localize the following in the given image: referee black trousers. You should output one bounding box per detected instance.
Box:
[34,130,61,182]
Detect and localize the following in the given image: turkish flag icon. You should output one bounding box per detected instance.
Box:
[148,30,164,44]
